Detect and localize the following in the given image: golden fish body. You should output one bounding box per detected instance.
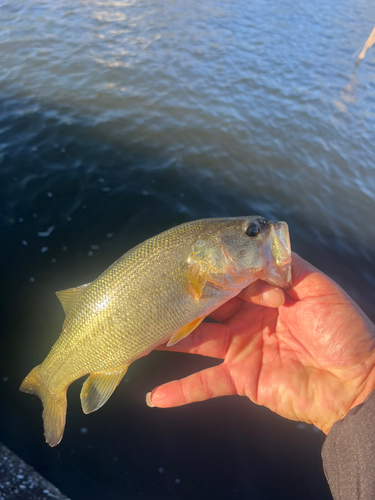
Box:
[20,217,291,446]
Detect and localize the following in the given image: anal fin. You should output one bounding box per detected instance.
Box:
[167,316,205,346]
[80,367,128,414]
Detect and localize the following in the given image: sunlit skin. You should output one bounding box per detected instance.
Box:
[147,253,375,434]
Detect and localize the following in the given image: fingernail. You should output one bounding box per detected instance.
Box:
[262,288,284,307]
[146,392,155,407]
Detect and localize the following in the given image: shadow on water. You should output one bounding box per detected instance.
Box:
[0,96,373,500]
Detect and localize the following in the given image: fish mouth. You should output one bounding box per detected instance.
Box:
[262,262,292,288]
[257,220,292,289]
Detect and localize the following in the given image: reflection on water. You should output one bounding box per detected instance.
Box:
[335,27,375,112]
[335,67,361,113]
[0,0,374,499]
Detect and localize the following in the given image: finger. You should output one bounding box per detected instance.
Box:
[146,362,236,408]
[287,252,343,301]
[156,322,230,359]
[238,280,285,308]
[208,296,243,323]
[208,281,285,324]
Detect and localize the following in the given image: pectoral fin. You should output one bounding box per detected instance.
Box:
[56,283,91,316]
[167,316,205,346]
[186,263,208,299]
[80,367,128,414]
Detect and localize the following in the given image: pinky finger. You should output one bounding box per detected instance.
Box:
[146,363,236,408]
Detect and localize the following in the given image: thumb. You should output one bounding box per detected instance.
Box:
[239,281,285,308]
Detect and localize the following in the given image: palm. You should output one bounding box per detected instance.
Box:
[149,254,375,433]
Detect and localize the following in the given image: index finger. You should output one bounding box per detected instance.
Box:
[209,279,285,323]
[157,321,230,359]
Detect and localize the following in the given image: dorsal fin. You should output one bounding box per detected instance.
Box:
[56,283,91,316]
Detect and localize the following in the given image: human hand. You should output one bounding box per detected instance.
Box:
[146,253,375,434]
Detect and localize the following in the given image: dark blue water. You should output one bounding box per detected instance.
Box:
[1,0,374,498]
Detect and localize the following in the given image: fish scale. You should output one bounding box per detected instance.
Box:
[20,217,292,446]
[40,222,212,384]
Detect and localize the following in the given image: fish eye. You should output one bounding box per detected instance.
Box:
[245,222,260,237]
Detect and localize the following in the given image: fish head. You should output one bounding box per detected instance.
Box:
[219,216,292,289]
[189,217,292,290]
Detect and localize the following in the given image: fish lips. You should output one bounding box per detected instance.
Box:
[257,221,292,289]
[261,262,292,289]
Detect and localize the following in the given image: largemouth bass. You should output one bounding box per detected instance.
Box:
[20,216,291,446]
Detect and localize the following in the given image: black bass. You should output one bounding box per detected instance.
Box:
[20,217,292,446]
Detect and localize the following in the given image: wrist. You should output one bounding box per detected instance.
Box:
[349,361,375,412]
[339,318,375,431]
[321,356,375,435]
[319,352,375,435]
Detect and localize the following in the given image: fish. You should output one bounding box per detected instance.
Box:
[20,216,292,446]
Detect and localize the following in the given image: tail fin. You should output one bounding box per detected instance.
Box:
[20,365,67,447]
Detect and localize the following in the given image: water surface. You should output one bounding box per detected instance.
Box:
[1,0,374,499]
